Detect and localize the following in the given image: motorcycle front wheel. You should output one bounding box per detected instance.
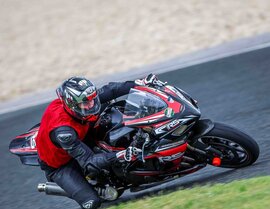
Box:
[200,122,260,168]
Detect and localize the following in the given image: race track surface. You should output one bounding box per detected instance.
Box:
[1,47,270,209]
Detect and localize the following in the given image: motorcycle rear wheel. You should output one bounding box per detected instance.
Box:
[200,122,259,168]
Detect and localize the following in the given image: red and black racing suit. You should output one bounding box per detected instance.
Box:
[36,81,135,209]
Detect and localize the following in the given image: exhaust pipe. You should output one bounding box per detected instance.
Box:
[38,182,69,197]
[38,182,120,201]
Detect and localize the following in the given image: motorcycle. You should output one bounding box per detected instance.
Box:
[9,79,260,202]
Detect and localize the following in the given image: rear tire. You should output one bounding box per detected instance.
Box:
[200,122,259,168]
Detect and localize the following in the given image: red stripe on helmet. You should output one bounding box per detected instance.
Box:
[86,91,97,100]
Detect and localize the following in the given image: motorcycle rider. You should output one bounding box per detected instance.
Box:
[36,74,158,209]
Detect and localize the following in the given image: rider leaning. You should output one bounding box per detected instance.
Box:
[36,74,158,209]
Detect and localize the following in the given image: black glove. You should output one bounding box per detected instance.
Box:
[116,146,142,162]
[116,130,149,162]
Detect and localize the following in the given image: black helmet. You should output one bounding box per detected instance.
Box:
[56,76,101,122]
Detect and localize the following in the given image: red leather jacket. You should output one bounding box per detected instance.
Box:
[36,99,89,168]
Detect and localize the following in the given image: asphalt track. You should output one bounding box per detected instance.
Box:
[1,47,270,209]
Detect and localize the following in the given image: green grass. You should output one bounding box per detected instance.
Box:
[108,176,270,209]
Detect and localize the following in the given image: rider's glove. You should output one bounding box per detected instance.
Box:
[116,146,142,162]
[135,73,158,86]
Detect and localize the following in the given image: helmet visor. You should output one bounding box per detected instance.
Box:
[76,96,101,117]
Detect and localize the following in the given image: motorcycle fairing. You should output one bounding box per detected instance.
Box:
[97,86,199,153]
[9,124,39,166]
[109,126,135,147]
[96,141,125,152]
[123,86,182,126]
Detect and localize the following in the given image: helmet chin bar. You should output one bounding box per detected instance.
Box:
[62,101,100,122]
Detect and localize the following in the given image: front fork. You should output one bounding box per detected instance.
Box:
[187,143,223,166]
[188,119,223,166]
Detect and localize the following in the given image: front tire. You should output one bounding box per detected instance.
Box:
[200,122,260,168]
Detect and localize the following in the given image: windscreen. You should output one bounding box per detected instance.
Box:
[123,88,167,120]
